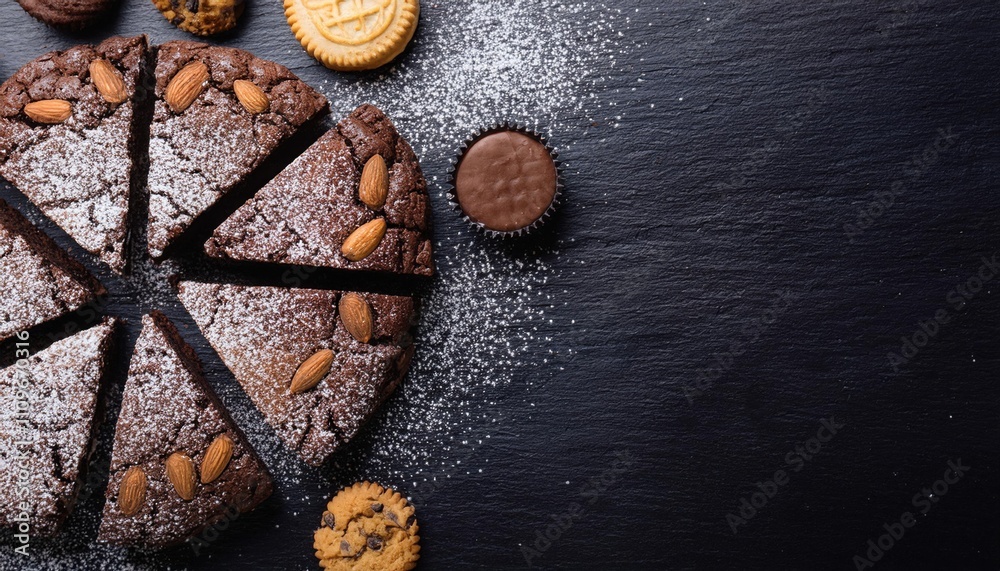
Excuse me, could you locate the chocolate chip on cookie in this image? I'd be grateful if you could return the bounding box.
[314,481,420,571]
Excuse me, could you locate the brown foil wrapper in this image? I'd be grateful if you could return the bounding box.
[447,123,563,238]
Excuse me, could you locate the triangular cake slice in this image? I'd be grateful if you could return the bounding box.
[147,41,329,259]
[204,104,434,276]
[0,199,104,342]
[98,312,273,548]
[0,318,117,537]
[0,36,149,273]
[177,281,415,466]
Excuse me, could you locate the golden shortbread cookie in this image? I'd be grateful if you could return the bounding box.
[284,0,419,71]
[314,481,420,571]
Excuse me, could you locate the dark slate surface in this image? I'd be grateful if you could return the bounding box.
[1,1,999,569]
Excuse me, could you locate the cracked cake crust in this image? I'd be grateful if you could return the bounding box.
[0,319,117,537]
[204,104,434,276]
[0,35,149,273]
[0,199,104,343]
[177,281,416,467]
[97,311,273,548]
[146,40,329,260]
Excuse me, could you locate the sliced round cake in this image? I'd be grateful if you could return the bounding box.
[0,39,434,552]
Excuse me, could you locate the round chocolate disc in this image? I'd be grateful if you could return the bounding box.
[454,130,558,233]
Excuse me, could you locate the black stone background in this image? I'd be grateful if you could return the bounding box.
[1,1,999,569]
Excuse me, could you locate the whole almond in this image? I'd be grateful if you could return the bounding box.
[90,59,128,104]
[341,218,386,262]
[165,61,209,113]
[118,466,147,516]
[233,79,268,114]
[290,349,334,394]
[200,434,234,484]
[166,452,196,501]
[358,155,389,210]
[339,293,373,343]
[24,99,72,124]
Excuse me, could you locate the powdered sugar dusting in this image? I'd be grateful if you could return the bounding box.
[0,36,148,274]
[146,41,328,259]
[293,0,627,487]
[341,246,564,487]
[146,96,258,259]
[0,205,97,340]
[11,118,131,271]
[318,1,633,149]
[0,320,115,536]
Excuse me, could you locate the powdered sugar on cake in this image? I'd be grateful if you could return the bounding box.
[145,41,328,259]
[177,282,415,467]
[146,94,260,259]
[0,36,147,273]
[14,119,131,268]
[0,320,115,536]
[98,313,272,548]
[0,202,102,341]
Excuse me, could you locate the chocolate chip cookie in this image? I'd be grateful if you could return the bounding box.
[151,0,244,36]
[314,482,420,571]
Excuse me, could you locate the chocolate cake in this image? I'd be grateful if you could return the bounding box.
[98,312,273,548]
[177,281,415,466]
[0,318,117,537]
[0,199,104,343]
[146,40,329,259]
[204,104,434,276]
[0,36,149,273]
